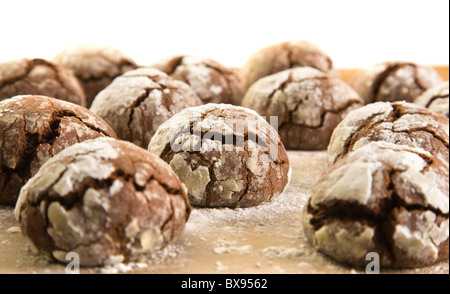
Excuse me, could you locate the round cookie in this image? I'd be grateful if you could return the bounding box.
[148,103,290,208]
[53,43,138,107]
[152,55,244,105]
[90,67,203,148]
[414,81,449,118]
[303,142,449,268]
[327,101,449,165]
[241,67,363,150]
[241,40,336,90]
[0,58,86,106]
[15,137,190,266]
[0,95,117,205]
[349,61,443,104]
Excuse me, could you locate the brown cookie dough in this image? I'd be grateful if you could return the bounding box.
[303,142,449,268]
[0,58,86,106]
[241,67,363,150]
[89,67,203,148]
[14,137,190,267]
[327,101,449,165]
[148,104,290,208]
[152,55,244,105]
[0,95,117,205]
[241,40,336,90]
[53,44,138,107]
[349,61,443,104]
[414,81,449,118]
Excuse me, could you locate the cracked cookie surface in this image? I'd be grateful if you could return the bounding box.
[414,81,449,118]
[14,137,190,266]
[241,40,336,91]
[53,44,138,107]
[327,101,449,165]
[148,104,290,208]
[304,142,449,268]
[152,55,243,105]
[0,58,86,106]
[0,95,117,205]
[242,67,363,150]
[349,62,443,104]
[90,68,203,148]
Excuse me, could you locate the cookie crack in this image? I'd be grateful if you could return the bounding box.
[335,105,449,163]
[165,56,185,76]
[279,99,361,131]
[0,59,34,89]
[127,88,153,129]
[424,94,450,108]
[371,63,416,102]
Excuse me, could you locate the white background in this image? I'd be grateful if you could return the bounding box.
[0,0,448,69]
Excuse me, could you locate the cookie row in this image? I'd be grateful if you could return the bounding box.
[1,42,447,152]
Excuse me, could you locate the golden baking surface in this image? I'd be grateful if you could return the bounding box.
[0,151,448,274]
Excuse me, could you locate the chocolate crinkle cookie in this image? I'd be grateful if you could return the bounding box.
[242,67,363,150]
[0,58,86,106]
[53,43,138,107]
[414,81,449,118]
[349,61,443,104]
[152,55,244,105]
[0,95,117,205]
[303,142,449,268]
[15,137,190,267]
[90,67,203,148]
[148,104,290,208]
[241,40,336,91]
[327,101,449,165]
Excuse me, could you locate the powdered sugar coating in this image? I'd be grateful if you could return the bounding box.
[90,68,203,148]
[152,55,244,105]
[349,62,443,104]
[15,137,190,266]
[0,58,86,106]
[148,104,290,208]
[242,67,363,150]
[53,43,138,106]
[0,95,117,205]
[327,101,449,165]
[241,40,336,90]
[304,142,449,267]
[414,81,449,118]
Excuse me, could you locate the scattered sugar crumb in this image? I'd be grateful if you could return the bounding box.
[297,262,313,269]
[261,246,306,259]
[6,226,21,234]
[215,261,228,272]
[212,244,253,255]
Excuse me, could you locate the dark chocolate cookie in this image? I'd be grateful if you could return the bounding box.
[15,137,190,266]
[0,58,86,106]
[152,55,244,105]
[304,142,449,268]
[241,40,336,90]
[242,67,363,150]
[328,101,449,165]
[349,61,443,104]
[0,95,117,205]
[90,67,203,148]
[53,44,138,107]
[148,103,290,208]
